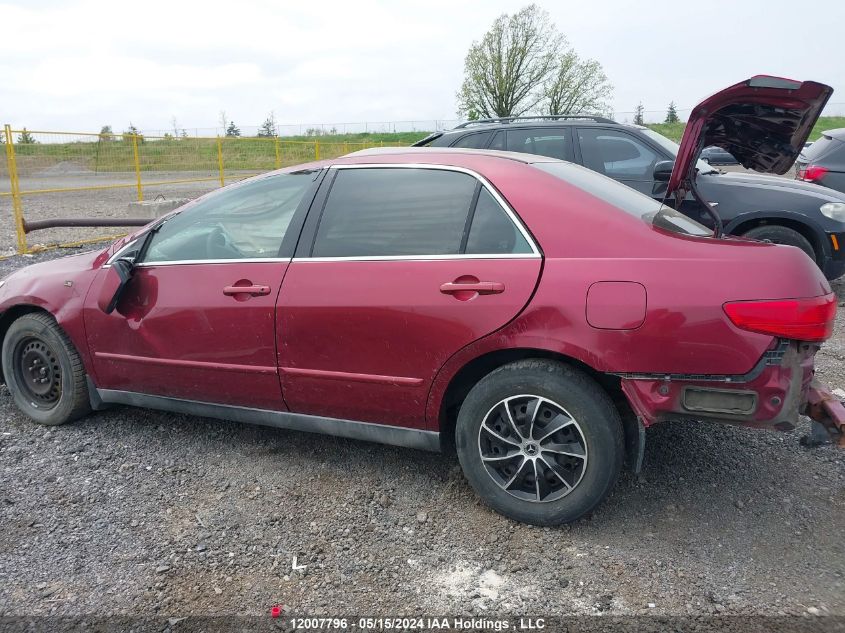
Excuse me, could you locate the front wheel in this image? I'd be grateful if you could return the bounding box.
[1,313,91,425]
[742,225,817,264]
[455,360,623,526]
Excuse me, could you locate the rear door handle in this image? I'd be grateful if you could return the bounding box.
[439,281,505,295]
[223,285,271,296]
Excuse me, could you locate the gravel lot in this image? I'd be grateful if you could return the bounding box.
[0,246,843,624]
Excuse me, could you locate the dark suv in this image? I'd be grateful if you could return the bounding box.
[416,116,845,279]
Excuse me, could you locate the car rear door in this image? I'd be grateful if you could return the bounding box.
[83,171,320,410]
[276,164,542,428]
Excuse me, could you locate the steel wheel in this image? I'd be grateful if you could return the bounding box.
[12,336,62,409]
[477,394,588,503]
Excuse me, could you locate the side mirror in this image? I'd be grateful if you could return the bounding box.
[653,160,675,182]
[97,257,135,314]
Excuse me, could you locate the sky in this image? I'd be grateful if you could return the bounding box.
[1,0,844,134]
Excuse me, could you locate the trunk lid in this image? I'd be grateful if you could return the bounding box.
[668,75,833,198]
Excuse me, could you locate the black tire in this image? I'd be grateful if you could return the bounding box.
[455,360,623,526]
[742,225,817,263]
[1,312,91,425]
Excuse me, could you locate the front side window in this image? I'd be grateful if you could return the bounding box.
[144,172,316,262]
[578,129,659,180]
[311,168,536,258]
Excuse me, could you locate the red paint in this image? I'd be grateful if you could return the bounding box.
[586,281,647,330]
[0,136,836,437]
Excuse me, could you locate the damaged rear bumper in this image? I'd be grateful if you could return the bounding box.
[618,340,843,442]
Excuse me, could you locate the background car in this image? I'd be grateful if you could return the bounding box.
[700,145,739,165]
[796,128,845,193]
[417,117,845,279]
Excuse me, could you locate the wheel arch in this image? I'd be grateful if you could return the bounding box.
[435,347,632,454]
[726,211,828,262]
[0,304,53,384]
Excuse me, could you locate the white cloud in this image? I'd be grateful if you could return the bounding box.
[1,0,843,132]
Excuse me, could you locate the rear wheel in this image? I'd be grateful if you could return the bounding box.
[455,360,623,526]
[742,225,817,263]
[1,313,91,425]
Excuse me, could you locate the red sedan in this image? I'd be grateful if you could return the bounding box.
[1,77,842,525]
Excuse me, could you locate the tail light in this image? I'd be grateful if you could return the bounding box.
[723,294,836,342]
[797,164,829,182]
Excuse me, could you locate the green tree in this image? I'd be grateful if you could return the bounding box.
[665,101,679,124]
[457,5,561,118]
[123,123,144,143]
[543,51,612,116]
[225,121,241,137]
[99,125,114,141]
[633,102,644,126]
[257,113,277,137]
[17,128,37,144]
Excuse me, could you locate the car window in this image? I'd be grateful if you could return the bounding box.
[534,161,711,237]
[578,129,659,180]
[488,131,506,150]
[465,187,533,254]
[144,172,315,263]
[312,168,477,257]
[506,129,573,161]
[450,131,493,149]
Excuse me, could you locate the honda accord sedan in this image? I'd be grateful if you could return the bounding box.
[1,77,843,525]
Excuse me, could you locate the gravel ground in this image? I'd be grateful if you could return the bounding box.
[0,169,249,255]
[0,247,843,623]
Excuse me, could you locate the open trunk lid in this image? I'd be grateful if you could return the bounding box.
[668,75,833,198]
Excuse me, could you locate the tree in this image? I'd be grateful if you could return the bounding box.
[257,112,277,137]
[219,110,228,135]
[543,51,612,116]
[225,121,241,137]
[457,4,562,118]
[633,102,644,126]
[665,101,679,124]
[170,116,180,137]
[99,125,114,141]
[17,128,37,144]
[123,123,144,143]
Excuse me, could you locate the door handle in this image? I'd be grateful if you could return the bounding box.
[223,284,271,296]
[439,281,505,295]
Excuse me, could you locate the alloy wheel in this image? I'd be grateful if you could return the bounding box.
[477,395,588,503]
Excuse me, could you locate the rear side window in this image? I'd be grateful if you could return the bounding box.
[506,129,573,161]
[313,168,476,257]
[450,132,493,149]
[465,188,533,254]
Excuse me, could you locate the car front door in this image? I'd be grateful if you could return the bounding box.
[575,127,662,197]
[83,170,320,410]
[277,165,543,428]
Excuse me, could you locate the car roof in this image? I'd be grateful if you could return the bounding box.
[342,146,557,164]
[822,128,845,141]
[439,119,646,135]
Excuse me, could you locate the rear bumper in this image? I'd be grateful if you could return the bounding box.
[620,340,818,430]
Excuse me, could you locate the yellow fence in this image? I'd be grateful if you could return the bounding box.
[0,126,395,255]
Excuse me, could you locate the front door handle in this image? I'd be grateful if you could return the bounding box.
[439,281,505,295]
[223,284,271,296]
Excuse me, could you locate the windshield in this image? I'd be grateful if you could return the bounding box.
[533,161,711,237]
[640,129,718,174]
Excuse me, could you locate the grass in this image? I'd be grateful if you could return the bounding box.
[646,116,845,143]
[5,116,844,177]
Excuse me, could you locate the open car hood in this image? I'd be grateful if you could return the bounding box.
[668,75,833,197]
